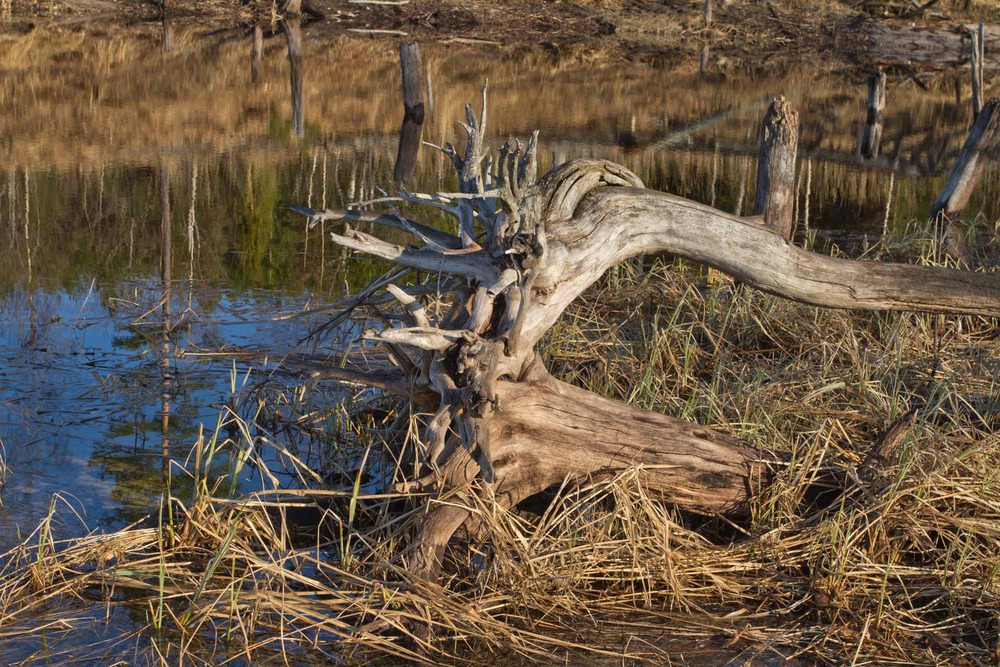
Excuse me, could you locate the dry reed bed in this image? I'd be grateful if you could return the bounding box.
[2,223,1000,664]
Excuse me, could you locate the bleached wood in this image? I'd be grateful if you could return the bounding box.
[329,229,496,283]
[251,24,263,84]
[303,94,1000,585]
[370,327,468,352]
[386,284,430,328]
[754,96,798,240]
[292,206,461,250]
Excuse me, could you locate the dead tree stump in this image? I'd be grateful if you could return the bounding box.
[283,19,304,139]
[251,24,263,84]
[861,70,886,160]
[971,23,985,121]
[393,43,425,184]
[754,96,799,241]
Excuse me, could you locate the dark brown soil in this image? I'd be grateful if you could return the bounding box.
[5,0,1000,72]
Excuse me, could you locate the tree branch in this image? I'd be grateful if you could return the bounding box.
[330,229,496,283]
[291,206,462,250]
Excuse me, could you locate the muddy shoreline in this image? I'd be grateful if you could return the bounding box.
[6,0,1000,73]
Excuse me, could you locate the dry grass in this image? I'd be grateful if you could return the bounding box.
[2,218,1000,664]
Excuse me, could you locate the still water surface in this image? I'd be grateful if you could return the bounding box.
[0,15,998,661]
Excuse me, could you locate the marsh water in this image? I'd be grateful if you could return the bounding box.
[1,14,999,664]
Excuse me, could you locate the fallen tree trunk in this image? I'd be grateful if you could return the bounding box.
[850,17,999,69]
[294,89,1000,583]
[930,96,999,263]
[409,366,773,578]
[931,97,1000,219]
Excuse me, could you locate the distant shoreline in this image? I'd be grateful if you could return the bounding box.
[5,0,999,71]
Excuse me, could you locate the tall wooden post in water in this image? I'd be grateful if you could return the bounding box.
[971,24,985,121]
[283,18,304,138]
[251,24,263,84]
[394,43,425,184]
[861,69,886,160]
[754,96,799,241]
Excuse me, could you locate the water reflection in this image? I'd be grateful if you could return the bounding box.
[860,70,886,160]
[251,23,263,84]
[284,18,304,139]
[161,13,174,54]
[394,42,425,184]
[159,163,173,489]
[1,19,1000,554]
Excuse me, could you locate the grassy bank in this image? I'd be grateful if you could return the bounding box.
[2,219,1000,665]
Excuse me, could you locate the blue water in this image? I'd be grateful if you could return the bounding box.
[0,277,340,551]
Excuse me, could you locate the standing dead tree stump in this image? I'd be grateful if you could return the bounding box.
[861,69,886,160]
[294,85,1000,584]
[283,18,304,139]
[250,24,263,84]
[754,96,798,241]
[971,23,985,121]
[393,43,425,184]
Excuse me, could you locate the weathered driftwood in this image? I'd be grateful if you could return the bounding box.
[931,97,999,220]
[394,43,425,184]
[754,96,798,240]
[861,70,886,161]
[295,90,1000,582]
